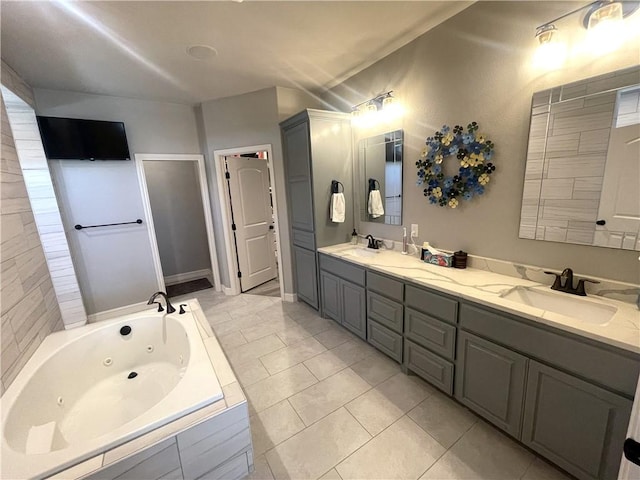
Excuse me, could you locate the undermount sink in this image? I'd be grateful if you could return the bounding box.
[343,247,380,258]
[500,287,617,325]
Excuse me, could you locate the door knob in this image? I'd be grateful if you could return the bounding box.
[624,438,640,466]
[596,220,606,226]
[269,225,274,230]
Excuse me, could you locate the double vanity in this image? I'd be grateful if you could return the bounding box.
[316,244,639,480]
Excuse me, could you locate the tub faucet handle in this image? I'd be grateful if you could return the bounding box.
[179,304,187,315]
[152,301,164,313]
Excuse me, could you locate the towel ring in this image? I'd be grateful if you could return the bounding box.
[368,178,380,192]
[331,180,344,194]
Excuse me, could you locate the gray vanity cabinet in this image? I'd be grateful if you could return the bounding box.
[366,271,404,362]
[281,109,352,310]
[455,330,528,438]
[522,361,632,480]
[403,284,458,394]
[318,254,366,339]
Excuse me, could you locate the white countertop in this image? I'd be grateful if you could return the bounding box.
[318,244,640,355]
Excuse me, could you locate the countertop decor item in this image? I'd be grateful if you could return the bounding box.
[416,122,496,208]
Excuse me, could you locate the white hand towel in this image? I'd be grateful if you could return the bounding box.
[368,190,384,218]
[330,193,345,223]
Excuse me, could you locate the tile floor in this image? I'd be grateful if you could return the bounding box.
[176,289,573,480]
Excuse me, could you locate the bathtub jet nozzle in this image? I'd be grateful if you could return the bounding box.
[147,291,176,314]
[128,372,138,379]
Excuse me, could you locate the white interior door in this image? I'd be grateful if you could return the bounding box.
[595,90,640,250]
[226,156,277,292]
[619,375,640,479]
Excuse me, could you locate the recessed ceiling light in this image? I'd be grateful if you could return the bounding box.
[187,45,218,60]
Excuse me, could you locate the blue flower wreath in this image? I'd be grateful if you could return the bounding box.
[416,122,496,208]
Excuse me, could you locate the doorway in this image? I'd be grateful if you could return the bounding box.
[135,154,221,297]
[213,145,284,298]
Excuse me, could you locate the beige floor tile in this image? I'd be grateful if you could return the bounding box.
[521,458,572,480]
[217,330,247,349]
[375,372,435,413]
[265,408,371,480]
[247,454,275,480]
[345,388,404,436]
[314,326,356,349]
[289,368,371,425]
[349,352,400,386]
[294,315,335,336]
[337,416,446,480]
[250,400,306,456]
[303,349,349,380]
[228,298,277,319]
[276,324,318,346]
[233,358,271,387]
[226,334,286,367]
[420,421,534,480]
[203,309,234,326]
[407,391,477,449]
[318,468,343,480]
[245,363,318,413]
[213,313,266,336]
[260,337,327,375]
[242,317,298,343]
[331,339,377,365]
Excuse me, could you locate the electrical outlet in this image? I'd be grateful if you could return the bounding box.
[411,224,419,237]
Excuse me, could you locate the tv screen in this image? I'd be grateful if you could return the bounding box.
[36,116,131,161]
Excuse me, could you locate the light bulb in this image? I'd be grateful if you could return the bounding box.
[533,25,567,70]
[586,2,625,55]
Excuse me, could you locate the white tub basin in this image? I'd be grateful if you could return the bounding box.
[343,247,380,258]
[500,287,617,325]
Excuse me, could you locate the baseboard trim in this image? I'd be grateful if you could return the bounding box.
[88,301,150,323]
[164,269,212,286]
[223,286,235,296]
[283,293,297,303]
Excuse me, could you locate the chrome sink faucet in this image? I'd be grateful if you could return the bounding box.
[544,268,599,296]
[147,291,176,313]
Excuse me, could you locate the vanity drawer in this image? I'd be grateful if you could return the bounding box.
[405,339,454,395]
[367,291,403,333]
[405,307,456,360]
[368,319,403,363]
[292,229,316,250]
[459,302,640,397]
[319,254,365,286]
[367,271,404,302]
[405,285,458,325]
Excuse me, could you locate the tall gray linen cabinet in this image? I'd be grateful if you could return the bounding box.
[281,109,353,309]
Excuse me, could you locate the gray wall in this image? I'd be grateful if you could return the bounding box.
[198,86,322,293]
[34,88,203,313]
[143,160,210,278]
[324,1,640,283]
[1,93,63,393]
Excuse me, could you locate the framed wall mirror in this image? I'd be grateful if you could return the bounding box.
[359,129,403,225]
[519,65,640,251]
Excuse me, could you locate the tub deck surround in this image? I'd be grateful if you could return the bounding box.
[318,244,640,354]
[1,299,254,480]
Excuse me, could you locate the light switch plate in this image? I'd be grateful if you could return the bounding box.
[411,224,419,237]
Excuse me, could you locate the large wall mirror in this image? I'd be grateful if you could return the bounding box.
[519,65,640,251]
[359,129,403,225]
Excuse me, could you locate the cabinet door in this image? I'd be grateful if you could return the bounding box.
[293,246,318,309]
[320,270,341,323]
[522,361,632,480]
[455,331,527,438]
[283,121,314,232]
[341,280,366,339]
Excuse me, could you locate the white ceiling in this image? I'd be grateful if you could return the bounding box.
[1,1,473,105]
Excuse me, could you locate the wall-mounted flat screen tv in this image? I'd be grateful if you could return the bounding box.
[36,116,131,161]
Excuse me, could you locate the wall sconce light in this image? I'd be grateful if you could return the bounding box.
[533,0,638,68]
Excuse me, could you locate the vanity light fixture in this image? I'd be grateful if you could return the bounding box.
[533,0,639,67]
[350,90,400,120]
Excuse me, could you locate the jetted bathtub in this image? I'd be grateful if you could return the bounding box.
[1,301,222,479]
